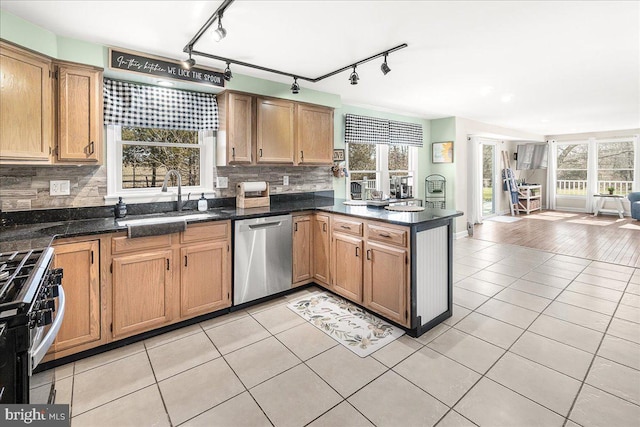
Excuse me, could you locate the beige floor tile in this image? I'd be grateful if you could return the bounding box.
[542,258,588,272]
[307,345,387,398]
[570,384,640,427]
[585,356,640,405]
[181,392,271,427]
[144,323,203,349]
[573,273,628,291]
[224,336,300,389]
[485,262,530,278]
[72,385,169,427]
[528,314,604,353]
[497,256,543,270]
[442,304,472,326]
[452,287,490,310]
[566,281,623,302]
[394,346,481,406]
[455,277,505,297]
[467,250,506,263]
[455,256,494,269]
[147,332,221,381]
[621,293,640,308]
[371,334,423,367]
[245,297,288,314]
[454,312,524,349]
[436,410,476,427]
[510,331,593,380]
[494,288,552,312]
[615,304,640,324]
[508,279,563,299]
[556,290,618,315]
[250,364,342,427]
[74,342,146,374]
[475,298,539,329]
[56,363,75,380]
[583,266,633,282]
[588,261,636,274]
[550,254,591,267]
[307,401,374,427]
[453,263,483,277]
[348,371,448,427]
[469,269,517,286]
[453,271,468,283]
[598,334,640,370]
[199,309,248,330]
[55,376,73,405]
[626,284,640,296]
[251,304,307,334]
[158,358,245,425]
[533,264,581,280]
[521,271,572,289]
[427,328,505,374]
[411,323,450,346]
[607,317,640,344]
[544,301,611,332]
[204,315,270,354]
[631,270,640,284]
[487,352,582,416]
[72,351,155,416]
[275,321,338,361]
[455,378,565,427]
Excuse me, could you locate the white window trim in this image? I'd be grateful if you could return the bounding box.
[105,125,215,204]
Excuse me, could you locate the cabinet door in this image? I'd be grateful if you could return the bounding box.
[0,42,52,162]
[292,215,312,284]
[181,242,230,318]
[296,104,333,164]
[363,241,408,325]
[227,92,253,163]
[112,250,172,339]
[331,233,363,302]
[256,98,294,163]
[313,214,330,285]
[57,65,102,163]
[52,240,101,352]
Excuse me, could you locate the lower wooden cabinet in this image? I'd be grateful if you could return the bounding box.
[312,214,330,285]
[180,241,230,318]
[292,215,313,284]
[111,250,173,339]
[331,232,363,302]
[51,240,101,353]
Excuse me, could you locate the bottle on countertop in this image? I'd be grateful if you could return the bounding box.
[198,193,207,212]
[115,197,127,218]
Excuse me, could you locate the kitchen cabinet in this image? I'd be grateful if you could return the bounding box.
[331,232,363,302]
[181,241,230,317]
[296,104,334,164]
[312,213,330,285]
[51,239,102,353]
[256,97,295,164]
[292,215,313,285]
[217,91,253,164]
[0,41,53,163]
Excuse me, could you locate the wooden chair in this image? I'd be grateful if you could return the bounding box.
[351,182,362,200]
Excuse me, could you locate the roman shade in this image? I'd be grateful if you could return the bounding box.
[344,114,423,147]
[103,78,219,131]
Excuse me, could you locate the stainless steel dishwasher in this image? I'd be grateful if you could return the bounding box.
[234,214,293,305]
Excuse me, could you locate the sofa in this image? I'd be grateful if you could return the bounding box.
[630,192,640,220]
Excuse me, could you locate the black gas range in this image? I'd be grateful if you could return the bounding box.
[0,248,65,404]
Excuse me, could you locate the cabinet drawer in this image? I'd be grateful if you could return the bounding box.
[332,217,363,236]
[111,234,172,255]
[181,221,229,244]
[366,223,408,247]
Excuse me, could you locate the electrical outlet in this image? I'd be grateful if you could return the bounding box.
[283,175,289,186]
[216,176,229,189]
[50,180,70,196]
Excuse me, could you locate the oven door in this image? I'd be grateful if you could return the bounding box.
[29,284,66,372]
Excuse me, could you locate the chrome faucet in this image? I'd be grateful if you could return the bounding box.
[161,170,188,211]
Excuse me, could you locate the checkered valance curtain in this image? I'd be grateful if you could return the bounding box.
[344,114,422,147]
[103,79,219,131]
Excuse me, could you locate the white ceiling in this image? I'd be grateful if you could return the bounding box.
[2,1,639,136]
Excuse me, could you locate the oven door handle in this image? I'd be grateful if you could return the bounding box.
[30,285,66,371]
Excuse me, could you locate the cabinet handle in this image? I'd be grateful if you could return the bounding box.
[184,255,188,267]
[355,247,360,257]
[294,223,298,232]
[90,251,94,264]
[232,147,235,158]
[259,148,263,157]
[322,223,327,232]
[166,259,170,271]
[367,249,371,260]
[379,233,391,238]
[300,150,304,160]
[340,225,351,230]
[88,141,95,155]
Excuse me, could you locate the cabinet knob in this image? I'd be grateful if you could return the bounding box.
[88,141,95,155]
[300,151,304,160]
[259,148,263,157]
[232,147,235,158]
[366,249,371,260]
[355,247,360,257]
[322,223,327,232]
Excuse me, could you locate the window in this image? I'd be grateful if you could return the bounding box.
[556,143,588,196]
[347,143,416,197]
[597,140,634,195]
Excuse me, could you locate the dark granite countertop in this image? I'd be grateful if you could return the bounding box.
[0,195,462,251]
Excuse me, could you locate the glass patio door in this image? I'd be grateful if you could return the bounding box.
[482,143,496,216]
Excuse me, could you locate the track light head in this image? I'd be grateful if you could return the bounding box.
[213,15,227,42]
[223,62,233,81]
[349,66,359,85]
[381,53,391,75]
[291,77,300,94]
[182,51,196,70]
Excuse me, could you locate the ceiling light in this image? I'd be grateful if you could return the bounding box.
[213,14,227,42]
[157,80,174,87]
[182,50,196,69]
[290,77,300,94]
[380,53,391,75]
[223,62,233,81]
[349,66,359,85]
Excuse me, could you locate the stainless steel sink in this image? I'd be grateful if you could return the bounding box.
[117,212,216,227]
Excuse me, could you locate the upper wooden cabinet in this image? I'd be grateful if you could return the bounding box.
[0,41,103,165]
[0,41,53,162]
[257,97,295,164]
[217,91,253,164]
[296,104,334,164]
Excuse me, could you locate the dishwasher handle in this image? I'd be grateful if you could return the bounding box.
[248,221,283,230]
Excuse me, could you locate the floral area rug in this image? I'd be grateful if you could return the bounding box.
[287,292,405,357]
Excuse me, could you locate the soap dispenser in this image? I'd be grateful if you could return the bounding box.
[115,197,127,218]
[198,193,207,212]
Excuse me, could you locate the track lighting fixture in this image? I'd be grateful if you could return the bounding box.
[290,77,300,94]
[349,66,359,85]
[380,53,391,75]
[223,62,233,81]
[213,14,227,42]
[182,50,196,70]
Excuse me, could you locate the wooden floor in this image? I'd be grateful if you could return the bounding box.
[472,211,640,268]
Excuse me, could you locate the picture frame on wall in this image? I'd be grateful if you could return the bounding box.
[333,149,345,161]
[432,141,454,163]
